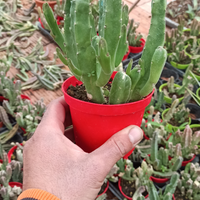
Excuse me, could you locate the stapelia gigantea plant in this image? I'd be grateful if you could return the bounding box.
[177,163,200,199]
[132,173,179,200]
[127,19,143,47]
[117,159,153,194]
[0,143,22,200]
[168,125,200,160]
[43,0,167,104]
[145,132,183,178]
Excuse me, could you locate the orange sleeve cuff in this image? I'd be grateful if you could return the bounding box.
[17,189,60,200]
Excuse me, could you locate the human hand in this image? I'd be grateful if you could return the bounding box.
[22,96,143,200]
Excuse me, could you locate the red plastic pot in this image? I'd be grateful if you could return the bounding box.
[129,38,145,54]
[35,0,62,10]
[0,95,30,103]
[166,133,172,141]
[169,155,196,167]
[8,143,23,163]
[39,16,63,28]
[150,176,169,184]
[143,130,150,140]
[142,119,163,141]
[57,16,64,25]
[182,155,196,166]
[122,48,130,61]
[39,18,45,29]
[0,96,7,102]
[96,181,109,198]
[62,72,153,153]
[118,178,148,199]
[9,182,22,189]
[20,95,31,101]
[144,155,169,183]
[21,127,26,135]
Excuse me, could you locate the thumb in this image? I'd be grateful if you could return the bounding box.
[90,125,143,177]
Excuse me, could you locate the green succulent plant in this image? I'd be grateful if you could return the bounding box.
[127,19,143,47]
[177,163,200,199]
[43,0,167,104]
[144,131,183,178]
[168,125,200,160]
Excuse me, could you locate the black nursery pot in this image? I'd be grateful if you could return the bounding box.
[127,52,142,60]
[0,114,16,134]
[186,104,200,124]
[123,58,140,71]
[160,68,179,83]
[164,62,184,78]
[156,80,163,90]
[122,52,142,70]
[108,181,125,200]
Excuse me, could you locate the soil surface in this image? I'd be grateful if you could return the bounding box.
[166,0,200,27]
[189,97,198,105]
[67,77,136,104]
[168,117,190,127]
[98,182,107,195]
[192,127,200,132]
[178,58,191,65]
[174,188,189,200]
[67,81,111,104]
[193,68,200,76]
[162,86,184,99]
[120,179,148,198]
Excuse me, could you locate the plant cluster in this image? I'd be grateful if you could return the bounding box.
[168,41,191,64]
[144,132,183,178]
[176,163,200,199]
[0,143,23,200]
[117,159,153,194]
[43,0,167,104]
[168,125,200,160]
[3,97,46,137]
[127,19,143,47]
[166,0,200,25]
[163,99,191,129]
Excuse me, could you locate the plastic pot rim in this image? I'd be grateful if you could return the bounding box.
[190,124,200,129]
[170,61,191,70]
[8,143,23,163]
[169,155,196,167]
[196,88,200,99]
[9,182,22,189]
[150,175,169,184]
[35,0,62,4]
[129,38,145,54]
[96,181,109,198]
[0,94,31,103]
[62,74,154,116]
[162,108,191,130]
[159,83,184,104]
[118,178,148,200]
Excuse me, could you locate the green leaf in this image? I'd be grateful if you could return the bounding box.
[195,16,200,21]
[193,0,198,10]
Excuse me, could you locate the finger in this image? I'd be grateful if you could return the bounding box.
[90,125,143,178]
[36,96,72,134]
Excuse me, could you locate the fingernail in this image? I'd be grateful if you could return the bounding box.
[128,126,143,146]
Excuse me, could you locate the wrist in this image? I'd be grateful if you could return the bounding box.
[18,189,60,200]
